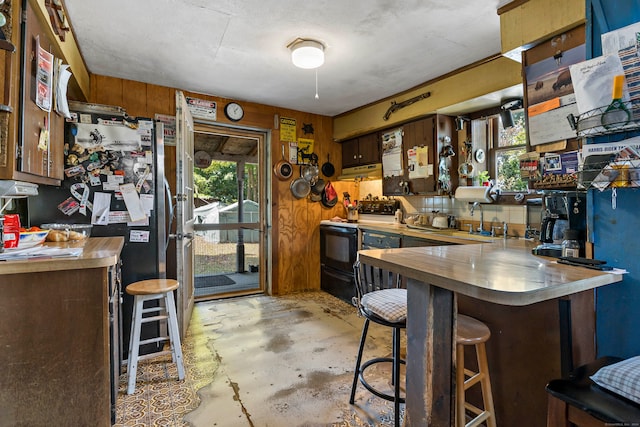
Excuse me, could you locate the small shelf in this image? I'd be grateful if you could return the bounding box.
[578,157,640,190]
[568,101,640,138]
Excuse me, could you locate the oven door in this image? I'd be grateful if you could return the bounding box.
[320,224,358,273]
[321,266,356,304]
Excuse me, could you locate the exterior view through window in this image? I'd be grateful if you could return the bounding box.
[495,109,527,192]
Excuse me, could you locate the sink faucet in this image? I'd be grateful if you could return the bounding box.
[470,202,484,233]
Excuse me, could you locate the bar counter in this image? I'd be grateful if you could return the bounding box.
[357,238,623,426]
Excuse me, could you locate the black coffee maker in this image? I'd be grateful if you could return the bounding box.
[533,191,587,257]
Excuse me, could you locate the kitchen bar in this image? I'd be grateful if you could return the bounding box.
[358,240,623,426]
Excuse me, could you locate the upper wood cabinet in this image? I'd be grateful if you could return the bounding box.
[382,115,457,196]
[0,0,65,185]
[341,133,381,168]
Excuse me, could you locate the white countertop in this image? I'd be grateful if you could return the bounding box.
[357,240,624,306]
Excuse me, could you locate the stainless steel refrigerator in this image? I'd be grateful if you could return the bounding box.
[28,104,169,362]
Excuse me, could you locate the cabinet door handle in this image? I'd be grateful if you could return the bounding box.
[358,154,362,159]
[353,155,357,159]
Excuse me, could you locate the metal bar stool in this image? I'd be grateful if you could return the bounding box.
[456,314,497,427]
[350,259,406,427]
[126,279,185,395]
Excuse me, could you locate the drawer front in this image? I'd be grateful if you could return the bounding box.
[361,230,401,249]
[401,236,453,247]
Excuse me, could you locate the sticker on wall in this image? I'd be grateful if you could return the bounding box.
[280,117,297,142]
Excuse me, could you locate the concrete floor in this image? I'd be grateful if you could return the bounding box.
[184,291,405,426]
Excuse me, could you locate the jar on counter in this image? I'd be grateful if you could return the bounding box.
[561,229,581,258]
[394,209,403,224]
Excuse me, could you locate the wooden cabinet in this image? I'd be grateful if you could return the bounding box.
[382,115,457,196]
[401,235,454,247]
[360,229,401,249]
[0,0,66,185]
[0,237,123,427]
[341,132,381,168]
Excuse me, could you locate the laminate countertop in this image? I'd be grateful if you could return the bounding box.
[0,237,125,275]
[358,238,623,306]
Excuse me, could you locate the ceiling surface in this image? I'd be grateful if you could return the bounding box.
[63,0,512,118]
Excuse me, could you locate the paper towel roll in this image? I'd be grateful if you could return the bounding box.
[454,186,494,203]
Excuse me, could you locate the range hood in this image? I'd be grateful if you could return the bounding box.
[338,163,382,181]
[0,180,39,198]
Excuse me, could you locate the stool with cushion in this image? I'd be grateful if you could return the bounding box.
[456,314,497,427]
[350,259,406,427]
[546,356,640,426]
[126,278,185,395]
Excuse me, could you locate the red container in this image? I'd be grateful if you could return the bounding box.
[3,214,20,249]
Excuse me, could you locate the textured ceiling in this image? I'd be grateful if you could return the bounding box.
[63,0,508,117]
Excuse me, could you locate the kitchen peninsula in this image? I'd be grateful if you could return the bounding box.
[0,237,124,427]
[358,238,623,426]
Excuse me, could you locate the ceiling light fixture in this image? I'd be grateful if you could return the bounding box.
[288,38,325,69]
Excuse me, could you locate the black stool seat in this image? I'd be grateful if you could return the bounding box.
[546,356,640,424]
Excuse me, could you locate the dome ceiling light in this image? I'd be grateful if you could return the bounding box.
[288,38,325,69]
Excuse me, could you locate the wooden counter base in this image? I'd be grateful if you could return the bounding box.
[0,237,124,427]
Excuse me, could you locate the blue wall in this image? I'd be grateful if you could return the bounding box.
[587,0,640,357]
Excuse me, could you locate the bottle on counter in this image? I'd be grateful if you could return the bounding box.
[561,229,581,258]
[395,209,403,224]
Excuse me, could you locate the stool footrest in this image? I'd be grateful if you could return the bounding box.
[139,336,169,346]
[141,306,166,314]
[465,409,490,427]
[140,314,169,324]
[134,349,174,363]
[358,357,406,403]
[464,370,484,390]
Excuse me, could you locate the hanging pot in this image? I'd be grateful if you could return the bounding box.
[301,162,319,184]
[309,192,322,202]
[274,144,293,181]
[321,154,335,177]
[311,178,325,195]
[321,181,338,208]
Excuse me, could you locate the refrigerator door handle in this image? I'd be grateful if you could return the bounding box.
[164,177,175,251]
[168,232,194,241]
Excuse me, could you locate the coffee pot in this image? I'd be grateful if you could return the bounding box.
[540,214,570,244]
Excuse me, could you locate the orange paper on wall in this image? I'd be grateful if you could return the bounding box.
[528,97,561,117]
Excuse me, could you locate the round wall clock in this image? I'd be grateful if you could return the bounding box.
[194,150,212,168]
[224,102,244,122]
[474,148,486,164]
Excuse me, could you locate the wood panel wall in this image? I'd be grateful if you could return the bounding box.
[89,75,356,295]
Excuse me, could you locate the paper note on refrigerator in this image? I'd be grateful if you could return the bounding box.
[118,183,146,222]
[91,192,111,225]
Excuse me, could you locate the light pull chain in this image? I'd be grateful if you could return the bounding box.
[315,69,319,100]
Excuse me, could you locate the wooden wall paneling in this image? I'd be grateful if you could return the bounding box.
[90,75,124,108]
[90,75,339,296]
[122,79,147,118]
[147,85,175,116]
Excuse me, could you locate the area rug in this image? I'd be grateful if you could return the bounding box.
[194,274,236,288]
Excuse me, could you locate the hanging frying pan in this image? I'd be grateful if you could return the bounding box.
[290,177,311,199]
[274,144,293,180]
[290,168,311,199]
[321,154,335,177]
[311,178,325,195]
